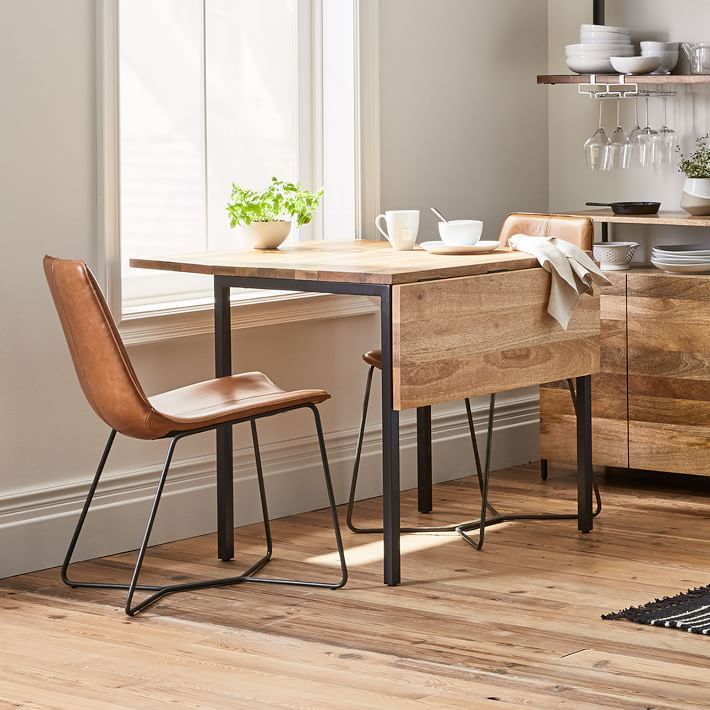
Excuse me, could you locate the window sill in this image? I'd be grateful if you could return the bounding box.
[119,290,378,346]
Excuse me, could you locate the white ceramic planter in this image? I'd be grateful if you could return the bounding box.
[681,177,710,216]
[249,220,291,249]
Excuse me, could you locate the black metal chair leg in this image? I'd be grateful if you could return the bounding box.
[346,366,375,533]
[251,420,273,558]
[311,404,348,587]
[346,365,603,551]
[240,404,348,590]
[347,371,498,533]
[458,394,496,550]
[61,404,347,616]
[540,459,548,481]
[457,382,602,550]
[123,433,274,615]
[61,429,122,588]
[125,435,180,615]
[464,397,501,518]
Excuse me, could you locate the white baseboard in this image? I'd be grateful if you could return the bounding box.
[0,394,540,579]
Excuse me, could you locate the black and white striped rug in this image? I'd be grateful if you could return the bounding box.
[603,585,710,635]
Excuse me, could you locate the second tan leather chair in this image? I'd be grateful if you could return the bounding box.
[499,212,593,480]
[44,255,347,615]
[347,213,599,545]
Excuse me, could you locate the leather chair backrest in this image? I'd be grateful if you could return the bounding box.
[43,255,156,438]
[498,213,593,251]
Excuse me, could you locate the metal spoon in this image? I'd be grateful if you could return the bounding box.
[430,207,448,223]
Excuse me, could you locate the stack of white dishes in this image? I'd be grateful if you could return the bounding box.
[652,244,710,274]
[641,41,680,74]
[567,24,634,73]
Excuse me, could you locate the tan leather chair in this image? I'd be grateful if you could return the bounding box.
[348,213,598,545]
[44,255,347,615]
[500,212,593,481]
[498,212,593,251]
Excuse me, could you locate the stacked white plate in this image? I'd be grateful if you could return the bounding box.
[567,24,634,74]
[652,244,710,274]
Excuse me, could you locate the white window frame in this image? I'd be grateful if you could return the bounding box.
[97,0,380,345]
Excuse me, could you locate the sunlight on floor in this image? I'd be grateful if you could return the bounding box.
[307,523,515,567]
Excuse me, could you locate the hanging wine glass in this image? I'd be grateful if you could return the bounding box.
[634,93,659,168]
[656,87,677,165]
[608,98,632,169]
[584,100,611,171]
[628,97,643,167]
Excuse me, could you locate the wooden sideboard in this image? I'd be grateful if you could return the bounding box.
[541,268,710,475]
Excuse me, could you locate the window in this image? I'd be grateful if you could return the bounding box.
[110,0,360,317]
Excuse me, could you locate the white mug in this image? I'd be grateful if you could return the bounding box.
[375,210,419,251]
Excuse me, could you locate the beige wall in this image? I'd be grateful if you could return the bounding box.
[548,0,710,259]
[380,0,549,240]
[0,0,547,578]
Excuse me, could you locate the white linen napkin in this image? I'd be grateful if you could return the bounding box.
[508,235,610,331]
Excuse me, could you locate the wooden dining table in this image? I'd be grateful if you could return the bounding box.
[131,239,600,586]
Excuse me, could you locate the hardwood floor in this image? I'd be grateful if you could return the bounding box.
[3,464,710,709]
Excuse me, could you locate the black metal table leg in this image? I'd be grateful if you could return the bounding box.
[416,406,433,513]
[601,222,609,243]
[593,0,605,26]
[214,278,234,561]
[575,374,594,533]
[380,287,400,585]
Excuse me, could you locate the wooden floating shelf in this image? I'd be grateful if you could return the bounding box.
[560,209,710,228]
[538,74,710,85]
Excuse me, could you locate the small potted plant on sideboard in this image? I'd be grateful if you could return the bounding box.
[226,177,324,249]
[679,135,710,216]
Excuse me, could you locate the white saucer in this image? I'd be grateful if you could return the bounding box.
[420,240,500,255]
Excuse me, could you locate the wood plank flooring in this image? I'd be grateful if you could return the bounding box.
[2,464,710,709]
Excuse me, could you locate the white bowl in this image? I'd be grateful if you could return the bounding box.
[567,57,614,73]
[640,41,679,51]
[581,30,633,44]
[568,52,634,62]
[249,220,291,249]
[581,24,631,35]
[641,49,679,74]
[610,55,662,75]
[566,43,633,54]
[438,219,483,247]
[593,242,639,271]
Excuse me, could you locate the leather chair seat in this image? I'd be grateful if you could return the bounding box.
[362,350,382,369]
[149,372,329,434]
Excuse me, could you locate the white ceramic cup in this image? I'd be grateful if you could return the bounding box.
[375,210,419,250]
[438,219,483,246]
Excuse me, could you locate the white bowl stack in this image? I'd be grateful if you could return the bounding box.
[641,41,679,74]
[566,24,634,74]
